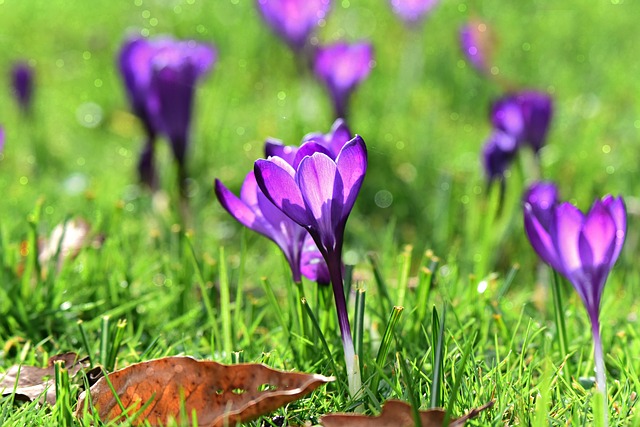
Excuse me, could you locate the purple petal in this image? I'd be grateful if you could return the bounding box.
[579,200,617,267]
[523,204,563,273]
[602,195,626,266]
[335,135,367,219]
[518,91,553,152]
[491,95,526,139]
[389,0,439,24]
[292,141,334,168]
[297,153,343,249]
[459,20,493,72]
[481,131,517,181]
[554,202,585,274]
[254,157,310,226]
[215,177,267,235]
[300,234,330,285]
[523,182,558,230]
[256,0,331,51]
[302,118,353,158]
[264,138,298,165]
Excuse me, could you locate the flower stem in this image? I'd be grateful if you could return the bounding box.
[590,312,608,427]
[326,251,361,398]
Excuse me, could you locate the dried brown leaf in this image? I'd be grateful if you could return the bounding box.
[320,399,494,427]
[0,352,86,405]
[76,356,333,426]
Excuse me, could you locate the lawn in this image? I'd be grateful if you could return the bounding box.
[0,0,639,425]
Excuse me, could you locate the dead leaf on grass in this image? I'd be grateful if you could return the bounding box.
[320,399,494,427]
[0,352,87,405]
[76,356,333,426]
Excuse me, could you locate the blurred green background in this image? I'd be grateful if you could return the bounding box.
[0,0,638,286]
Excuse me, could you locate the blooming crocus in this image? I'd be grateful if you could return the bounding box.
[491,91,553,154]
[389,0,439,26]
[255,135,367,396]
[459,19,494,73]
[256,0,331,52]
[523,182,626,424]
[118,36,216,195]
[313,42,374,119]
[11,62,34,114]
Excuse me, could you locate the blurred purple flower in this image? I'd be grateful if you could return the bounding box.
[523,181,626,397]
[481,130,517,181]
[313,42,374,119]
[459,19,494,73]
[11,62,34,114]
[0,127,4,152]
[492,91,553,154]
[255,135,367,395]
[301,235,330,285]
[256,0,331,52]
[118,36,215,194]
[389,0,439,25]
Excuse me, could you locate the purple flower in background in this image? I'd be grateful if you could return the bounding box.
[459,19,494,73]
[313,42,374,119]
[481,130,518,182]
[389,0,439,25]
[11,62,34,114]
[492,91,553,154]
[118,36,216,195]
[255,135,367,396]
[256,0,331,52]
[523,182,626,411]
[301,235,330,285]
[0,127,4,152]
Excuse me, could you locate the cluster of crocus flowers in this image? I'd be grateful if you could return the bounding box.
[217,119,366,396]
[11,62,35,115]
[482,91,553,181]
[255,0,331,53]
[389,0,439,26]
[118,36,216,196]
[215,119,351,286]
[523,182,626,424]
[313,42,374,119]
[255,133,367,397]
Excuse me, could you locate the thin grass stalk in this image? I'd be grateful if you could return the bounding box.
[301,297,341,389]
[77,320,94,368]
[219,247,233,359]
[99,316,110,369]
[367,253,392,315]
[354,287,365,371]
[396,351,421,427]
[430,306,445,409]
[371,306,404,395]
[396,245,412,308]
[443,331,477,426]
[551,270,571,381]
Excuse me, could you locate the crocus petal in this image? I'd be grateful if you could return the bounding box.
[255,157,310,226]
[300,235,330,285]
[554,202,585,274]
[491,95,526,139]
[335,135,367,218]
[390,0,439,24]
[297,153,343,249]
[602,195,626,266]
[579,201,617,268]
[293,141,334,168]
[518,91,553,152]
[215,178,267,235]
[264,138,298,165]
[523,204,562,273]
[481,131,517,181]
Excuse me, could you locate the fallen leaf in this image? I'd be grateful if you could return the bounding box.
[76,356,334,426]
[0,352,86,405]
[320,399,494,427]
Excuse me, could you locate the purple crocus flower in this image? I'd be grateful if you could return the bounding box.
[11,62,34,114]
[459,19,493,73]
[255,135,367,396]
[492,91,553,154]
[313,42,374,119]
[523,182,626,416]
[301,235,330,286]
[481,130,518,182]
[0,127,4,152]
[389,0,439,25]
[256,0,331,52]
[118,36,215,195]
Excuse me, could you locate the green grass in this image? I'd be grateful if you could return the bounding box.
[0,0,639,425]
